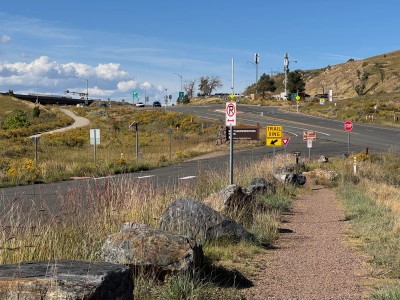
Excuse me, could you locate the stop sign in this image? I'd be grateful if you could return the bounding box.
[344,120,353,131]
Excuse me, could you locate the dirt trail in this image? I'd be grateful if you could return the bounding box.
[30,109,90,138]
[241,186,371,300]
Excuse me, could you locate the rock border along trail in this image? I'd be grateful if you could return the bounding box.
[241,186,371,300]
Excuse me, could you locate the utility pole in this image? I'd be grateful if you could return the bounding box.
[254,53,259,95]
[284,53,289,100]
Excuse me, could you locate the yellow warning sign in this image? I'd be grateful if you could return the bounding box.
[266,138,282,146]
[266,125,282,138]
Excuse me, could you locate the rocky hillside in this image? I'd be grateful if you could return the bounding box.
[303,50,400,98]
[250,50,400,99]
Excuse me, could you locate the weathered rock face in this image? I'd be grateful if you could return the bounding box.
[0,260,133,300]
[159,197,253,243]
[99,222,203,278]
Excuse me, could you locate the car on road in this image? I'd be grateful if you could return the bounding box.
[136,102,145,107]
[153,101,161,107]
[314,93,328,99]
[99,103,107,107]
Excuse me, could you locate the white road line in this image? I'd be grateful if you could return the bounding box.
[137,175,155,179]
[179,176,196,180]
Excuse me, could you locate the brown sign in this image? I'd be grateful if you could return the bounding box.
[226,125,260,141]
[303,131,316,141]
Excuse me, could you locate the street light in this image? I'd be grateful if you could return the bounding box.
[174,73,182,104]
[247,53,259,95]
[247,61,257,93]
[80,78,89,105]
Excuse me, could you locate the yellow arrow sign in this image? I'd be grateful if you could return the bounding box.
[266,138,282,146]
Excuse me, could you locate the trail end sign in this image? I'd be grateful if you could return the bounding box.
[225,102,237,126]
[266,125,282,147]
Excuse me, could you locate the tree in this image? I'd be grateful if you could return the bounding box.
[181,95,190,104]
[198,76,209,95]
[208,76,223,95]
[354,69,370,96]
[32,106,40,118]
[257,73,276,98]
[183,79,196,98]
[198,76,223,96]
[287,70,305,98]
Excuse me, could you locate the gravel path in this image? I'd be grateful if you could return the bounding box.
[241,186,371,300]
[30,108,90,138]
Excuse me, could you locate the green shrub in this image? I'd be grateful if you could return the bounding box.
[3,110,30,129]
[32,106,40,118]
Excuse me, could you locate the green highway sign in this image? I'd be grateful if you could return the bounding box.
[133,91,138,98]
[179,92,184,98]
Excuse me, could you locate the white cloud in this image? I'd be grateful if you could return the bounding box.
[95,63,130,80]
[117,80,138,92]
[0,35,11,43]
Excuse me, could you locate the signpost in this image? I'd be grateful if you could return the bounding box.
[266,125,282,146]
[226,102,237,126]
[282,137,290,171]
[303,131,316,159]
[344,120,353,154]
[296,95,300,113]
[303,131,316,141]
[293,150,301,173]
[90,129,101,163]
[266,125,283,173]
[226,126,260,141]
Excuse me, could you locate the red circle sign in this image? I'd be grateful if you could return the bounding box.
[344,120,353,131]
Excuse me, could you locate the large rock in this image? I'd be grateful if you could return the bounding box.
[219,184,249,208]
[273,173,307,186]
[99,222,203,279]
[244,177,276,197]
[159,197,253,243]
[0,260,133,300]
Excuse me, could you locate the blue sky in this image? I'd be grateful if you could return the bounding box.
[0,0,399,104]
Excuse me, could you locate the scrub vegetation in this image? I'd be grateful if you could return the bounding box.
[2,94,400,298]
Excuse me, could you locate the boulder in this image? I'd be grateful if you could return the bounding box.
[219,184,249,208]
[318,155,329,163]
[99,222,203,279]
[159,197,253,243]
[273,173,307,186]
[206,219,253,242]
[244,177,276,197]
[0,260,133,300]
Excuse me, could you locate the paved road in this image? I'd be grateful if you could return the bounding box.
[1,104,399,216]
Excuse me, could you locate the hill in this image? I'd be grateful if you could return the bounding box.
[244,50,400,99]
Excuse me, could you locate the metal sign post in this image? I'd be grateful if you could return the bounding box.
[90,129,101,163]
[266,125,283,174]
[282,137,290,172]
[344,121,353,154]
